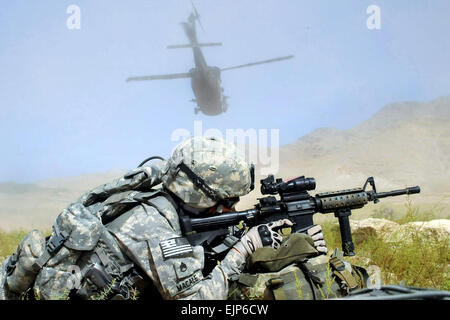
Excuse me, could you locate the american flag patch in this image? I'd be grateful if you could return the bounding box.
[159,237,193,260]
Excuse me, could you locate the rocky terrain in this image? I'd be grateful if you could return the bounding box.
[350,218,450,244]
[238,95,450,219]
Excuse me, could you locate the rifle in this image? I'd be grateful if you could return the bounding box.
[179,175,420,263]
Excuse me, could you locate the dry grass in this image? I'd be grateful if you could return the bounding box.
[0,229,29,263]
[322,201,450,291]
[0,201,448,294]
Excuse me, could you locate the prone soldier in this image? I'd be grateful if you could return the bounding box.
[0,136,329,300]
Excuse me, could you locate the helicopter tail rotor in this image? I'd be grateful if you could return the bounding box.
[190,0,204,32]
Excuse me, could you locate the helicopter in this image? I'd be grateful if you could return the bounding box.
[126,9,294,116]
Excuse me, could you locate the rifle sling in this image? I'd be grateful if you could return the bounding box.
[329,257,359,292]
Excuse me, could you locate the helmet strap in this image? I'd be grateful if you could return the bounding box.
[177,162,221,202]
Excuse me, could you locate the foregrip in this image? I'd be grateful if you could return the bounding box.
[335,210,355,256]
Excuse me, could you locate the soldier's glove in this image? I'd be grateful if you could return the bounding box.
[307,225,328,254]
[233,219,293,259]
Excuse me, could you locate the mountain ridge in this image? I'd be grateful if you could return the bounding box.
[1,96,449,230]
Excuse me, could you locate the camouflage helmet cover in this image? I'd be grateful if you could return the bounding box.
[162,136,253,208]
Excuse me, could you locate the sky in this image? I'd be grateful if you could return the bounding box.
[0,0,449,183]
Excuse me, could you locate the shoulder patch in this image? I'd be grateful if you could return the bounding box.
[159,237,193,260]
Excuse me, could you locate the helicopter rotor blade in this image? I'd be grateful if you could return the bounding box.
[167,42,222,49]
[221,55,294,72]
[126,72,191,81]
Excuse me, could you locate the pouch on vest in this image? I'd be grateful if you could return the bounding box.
[266,264,332,300]
[328,249,369,294]
[81,163,165,207]
[231,234,369,300]
[230,262,336,300]
[99,189,167,224]
[264,252,369,300]
[4,230,46,296]
[100,190,147,223]
[245,233,319,273]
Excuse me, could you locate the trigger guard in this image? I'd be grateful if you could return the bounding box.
[272,223,294,235]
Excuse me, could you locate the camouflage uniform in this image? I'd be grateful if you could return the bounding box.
[0,136,252,300]
[104,193,246,299]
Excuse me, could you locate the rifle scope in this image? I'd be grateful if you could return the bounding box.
[261,175,316,195]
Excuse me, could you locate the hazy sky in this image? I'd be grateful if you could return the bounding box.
[1,1,449,183]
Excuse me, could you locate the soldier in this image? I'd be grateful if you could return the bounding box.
[0,136,328,300]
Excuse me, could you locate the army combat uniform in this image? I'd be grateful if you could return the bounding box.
[0,164,248,300]
[0,136,255,300]
[105,192,246,299]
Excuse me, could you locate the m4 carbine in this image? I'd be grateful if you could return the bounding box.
[179,175,420,260]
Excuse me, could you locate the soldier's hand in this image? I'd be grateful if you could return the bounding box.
[307,225,328,254]
[233,219,293,259]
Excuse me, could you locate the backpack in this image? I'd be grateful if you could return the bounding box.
[1,163,166,300]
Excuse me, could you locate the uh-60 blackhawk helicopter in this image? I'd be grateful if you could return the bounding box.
[126,9,294,116]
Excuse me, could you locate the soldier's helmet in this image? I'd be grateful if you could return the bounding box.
[162,136,254,209]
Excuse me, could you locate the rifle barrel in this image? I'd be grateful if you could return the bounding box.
[376,186,420,199]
